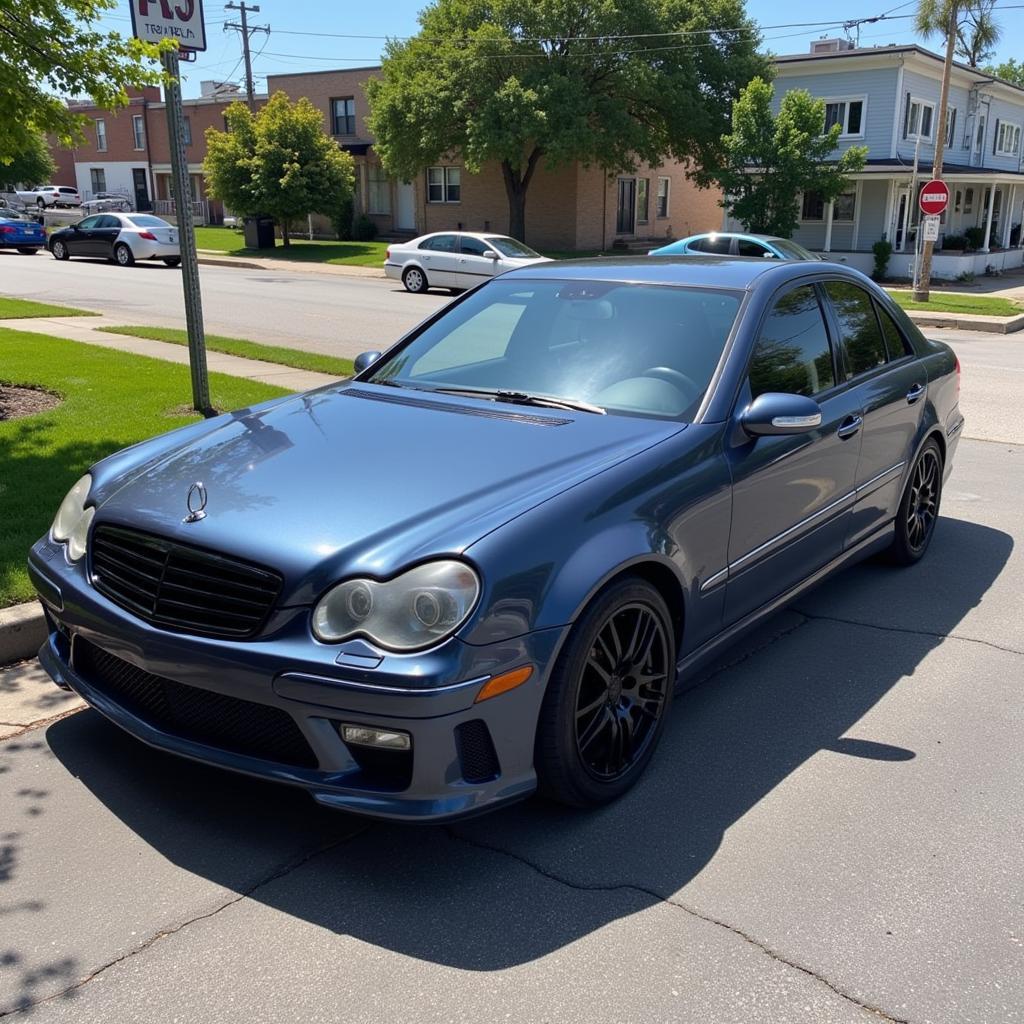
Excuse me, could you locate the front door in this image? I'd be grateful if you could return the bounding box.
[132,169,150,212]
[456,234,499,286]
[69,215,103,255]
[616,178,636,234]
[894,191,908,251]
[724,282,863,625]
[415,233,459,286]
[395,180,415,231]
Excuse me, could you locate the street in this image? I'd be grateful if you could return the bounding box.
[2,256,1023,1021]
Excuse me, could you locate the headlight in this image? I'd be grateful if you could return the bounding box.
[51,474,95,561]
[312,560,480,651]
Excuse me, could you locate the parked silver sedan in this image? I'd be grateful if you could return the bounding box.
[384,231,550,293]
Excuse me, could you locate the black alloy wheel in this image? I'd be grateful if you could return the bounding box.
[888,439,943,565]
[536,577,675,807]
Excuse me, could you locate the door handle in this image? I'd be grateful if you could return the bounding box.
[906,382,926,404]
[837,415,863,440]
[422,255,430,261]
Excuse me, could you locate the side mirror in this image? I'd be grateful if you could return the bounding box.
[483,250,499,259]
[353,350,382,374]
[741,392,823,437]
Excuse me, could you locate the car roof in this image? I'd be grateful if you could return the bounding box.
[684,231,784,243]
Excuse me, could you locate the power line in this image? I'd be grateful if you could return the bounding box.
[224,2,270,110]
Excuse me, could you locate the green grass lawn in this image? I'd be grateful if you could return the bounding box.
[0,329,288,608]
[886,290,1022,317]
[0,296,99,319]
[193,226,388,267]
[102,326,354,378]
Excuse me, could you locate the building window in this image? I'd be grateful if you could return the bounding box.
[656,176,670,218]
[132,114,146,150]
[964,187,974,214]
[427,166,460,203]
[331,97,355,136]
[802,191,855,222]
[368,164,391,214]
[183,116,192,147]
[995,120,1021,157]
[801,191,825,221]
[95,118,107,151]
[90,168,106,194]
[823,97,865,137]
[833,191,856,222]
[954,189,961,212]
[905,98,935,141]
[636,177,650,224]
[945,107,957,148]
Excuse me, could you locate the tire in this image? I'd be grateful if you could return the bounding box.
[36,197,46,209]
[113,242,135,267]
[50,240,70,261]
[17,248,37,255]
[887,438,943,566]
[535,577,676,807]
[402,265,428,293]
[162,257,181,267]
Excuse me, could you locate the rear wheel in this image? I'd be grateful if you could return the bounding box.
[162,257,181,267]
[402,265,428,293]
[36,197,46,209]
[535,578,675,807]
[888,439,943,565]
[113,242,135,267]
[50,240,69,261]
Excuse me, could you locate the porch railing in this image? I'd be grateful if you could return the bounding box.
[153,198,209,225]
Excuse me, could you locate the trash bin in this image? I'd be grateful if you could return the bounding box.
[243,215,276,249]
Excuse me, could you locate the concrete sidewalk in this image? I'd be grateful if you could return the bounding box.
[196,249,386,278]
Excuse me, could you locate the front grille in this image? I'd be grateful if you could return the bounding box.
[73,637,318,769]
[91,524,282,639]
[455,719,501,784]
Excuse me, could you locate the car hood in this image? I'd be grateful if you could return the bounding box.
[93,382,683,605]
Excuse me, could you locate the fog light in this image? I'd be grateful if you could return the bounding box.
[340,724,411,750]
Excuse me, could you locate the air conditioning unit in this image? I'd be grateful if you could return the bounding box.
[811,38,855,54]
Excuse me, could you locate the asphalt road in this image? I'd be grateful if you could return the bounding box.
[2,261,1023,1021]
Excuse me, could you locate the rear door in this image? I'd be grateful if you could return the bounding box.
[724,282,864,625]
[455,235,498,287]
[820,281,928,546]
[416,233,459,286]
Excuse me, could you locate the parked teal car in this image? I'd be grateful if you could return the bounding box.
[650,232,821,261]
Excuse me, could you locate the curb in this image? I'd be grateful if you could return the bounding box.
[195,251,387,278]
[0,601,46,666]
[906,311,1024,334]
[197,255,266,271]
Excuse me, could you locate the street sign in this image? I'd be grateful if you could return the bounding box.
[919,180,950,216]
[130,0,208,52]
[922,215,940,242]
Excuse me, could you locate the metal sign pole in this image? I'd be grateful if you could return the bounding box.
[161,48,212,416]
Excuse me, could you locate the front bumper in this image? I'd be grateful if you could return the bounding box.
[29,536,566,821]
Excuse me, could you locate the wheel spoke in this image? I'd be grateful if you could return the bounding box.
[578,706,612,753]
[575,692,607,720]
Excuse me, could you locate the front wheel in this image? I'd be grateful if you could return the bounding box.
[402,265,428,293]
[36,197,46,209]
[113,242,135,267]
[162,257,181,267]
[888,439,943,565]
[17,248,38,255]
[50,240,70,261]
[535,577,676,807]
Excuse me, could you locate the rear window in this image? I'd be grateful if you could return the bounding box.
[127,215,169,227]
[59,187,78,194]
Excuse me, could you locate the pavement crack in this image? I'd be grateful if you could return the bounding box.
[797,610,1024,657]
[0,707,84,742]
[688,613,810,688]
[0,825,371,1019]
[446,828,909,1024]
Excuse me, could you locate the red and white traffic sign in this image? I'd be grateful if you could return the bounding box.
[919,180,950,216]
[130,0,207,53]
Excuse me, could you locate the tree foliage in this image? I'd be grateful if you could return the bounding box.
[696,77,867,238]
[0,0,165,163]
[366,0,769,241]
[914,0,1001,67]
[203,92,355,246]
[2,130,55,186]
[983,57,1024,87]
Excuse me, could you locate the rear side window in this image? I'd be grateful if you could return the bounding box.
[875,302,911,360]
[824,281,887,377]
[749,285,836,398]
[420,234,457,252]
[694,235,732,254]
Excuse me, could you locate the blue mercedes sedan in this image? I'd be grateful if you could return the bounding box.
[29,257,963,821]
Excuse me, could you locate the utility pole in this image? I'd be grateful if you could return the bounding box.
[224,2,269,111]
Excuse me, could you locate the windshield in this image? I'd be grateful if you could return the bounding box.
[366,279,742,420]
[486,236,541,259]
[128,215,170,227]
[772,239,819,260]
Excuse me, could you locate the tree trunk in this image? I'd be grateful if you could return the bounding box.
[501,149,543,243]
[281,220,291,247]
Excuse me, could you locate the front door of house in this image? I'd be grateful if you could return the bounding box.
[616,178,636,234]
[132,168,150,212]
[395,180,415,231]
[893,191,908,251]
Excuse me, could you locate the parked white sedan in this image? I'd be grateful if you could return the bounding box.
[384,232,550,293]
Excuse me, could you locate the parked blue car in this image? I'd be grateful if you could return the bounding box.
[30,257,962,821]
[0,209,46,253]
[650,232,821,261]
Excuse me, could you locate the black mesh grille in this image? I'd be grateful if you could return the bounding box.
[90,524,282,639]
[73,637,318,769]
[455,719,500,783]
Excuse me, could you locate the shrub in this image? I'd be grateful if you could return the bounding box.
[956,270,976,283]
[331,195,354,241]
[871,238,893,281]
[352,215,377,241]
[964,226,985,251]
[941,233,968,251]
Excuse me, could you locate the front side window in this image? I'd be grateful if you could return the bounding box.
[750,285,836,398]
[331,98,355,135]
[459,235,490,256]
[737,238,771,258]
[367,279,742,420]
[824,281,887,377]
[77,216,102,229]
[656,176,670,217]
[95,119,107,151]
[132,114,146,150]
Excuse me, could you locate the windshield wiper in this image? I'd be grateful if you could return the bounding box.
[430,386,605,415]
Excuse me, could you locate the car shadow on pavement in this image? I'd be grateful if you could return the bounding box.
[44,515,1012,972]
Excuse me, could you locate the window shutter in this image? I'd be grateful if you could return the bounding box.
[993,119,1000,154]
[903,93,911,138]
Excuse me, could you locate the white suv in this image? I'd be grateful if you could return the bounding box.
[22,186,82,209]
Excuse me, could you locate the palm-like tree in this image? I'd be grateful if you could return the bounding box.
[955,0,1001,67]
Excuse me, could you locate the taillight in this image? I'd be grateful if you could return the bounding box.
[138,231,157,240]
[386,247,391,261]
[0,226,14,234]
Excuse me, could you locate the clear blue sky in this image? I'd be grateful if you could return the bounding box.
[97,0,1024,99]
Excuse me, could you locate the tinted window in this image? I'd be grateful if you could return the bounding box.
[97,215,120,228]
[693,235,732,254]
[420,234,457,252]
[459,236,491,256]
[487,236,540,258]
[77,216,101,229]
[875,302,911,360]
[824,281,887,376]
[737,239,772,258]
[750,285,836,398]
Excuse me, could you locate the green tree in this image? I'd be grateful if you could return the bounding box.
[696,77,867,238]
[0,0,164,162]
[2,130,56,186]
[984,57,1024,86]
[366,0,768,242]
[204,92,355,247]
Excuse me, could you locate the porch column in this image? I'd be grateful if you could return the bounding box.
[851,180,864,251]
[900,184,913,252]
[1002,185,1016,248]
[981,186,996,252]
[823,199,834,253]
[882,179,895,244]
